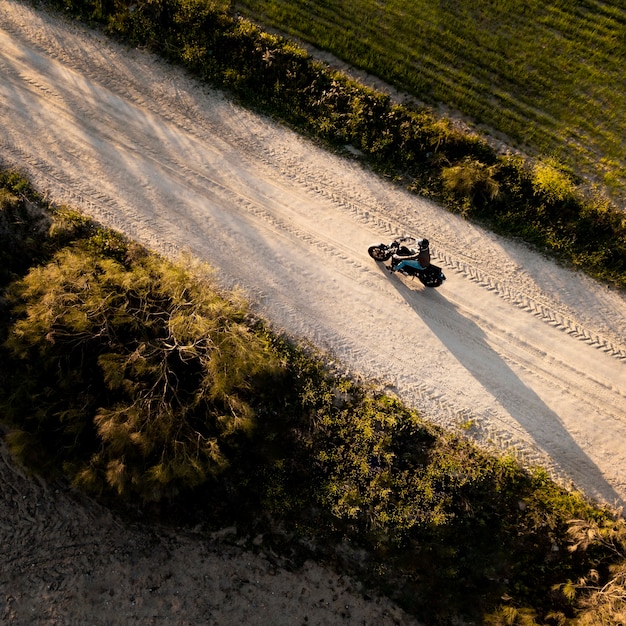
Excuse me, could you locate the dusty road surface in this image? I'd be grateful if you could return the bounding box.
[1,0,626,621]
[2,0,626,503]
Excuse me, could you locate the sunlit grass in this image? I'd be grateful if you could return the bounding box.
[235,0,626,202]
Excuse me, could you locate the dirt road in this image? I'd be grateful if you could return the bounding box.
[1,3,626,620]
[0,0,626,624]
[2,1,625,504]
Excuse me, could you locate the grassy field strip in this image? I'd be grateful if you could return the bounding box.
[236,0,626,199]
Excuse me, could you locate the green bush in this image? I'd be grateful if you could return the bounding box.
[2,242,281,500]
[550,517,626,625]
[0,172,51,285]
[246,344,613,620]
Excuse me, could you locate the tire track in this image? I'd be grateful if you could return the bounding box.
[263,158,626,362]
[8,12,619,366]
[2,1,626,506]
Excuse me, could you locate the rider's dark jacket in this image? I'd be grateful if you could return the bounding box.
[394,246,430,268]
[417,247,430,268]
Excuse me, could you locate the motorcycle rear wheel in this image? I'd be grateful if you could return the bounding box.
[418,264,446,288]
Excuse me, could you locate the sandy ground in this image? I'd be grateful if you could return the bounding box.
[1,1,626,622]
[0,436,416,625]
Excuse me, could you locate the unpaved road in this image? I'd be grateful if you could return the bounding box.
[1,2,625,623]
[1,2,626,613]
[2,1,625,504]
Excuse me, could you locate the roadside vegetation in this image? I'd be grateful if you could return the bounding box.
[36,0,626,289]
[1,169,626,624]
[236,0,626,206]
[4,0,626,622]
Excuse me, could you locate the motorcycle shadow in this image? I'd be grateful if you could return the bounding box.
[379,263,623,508]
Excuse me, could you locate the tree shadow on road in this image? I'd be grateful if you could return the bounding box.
[383,267,624,509]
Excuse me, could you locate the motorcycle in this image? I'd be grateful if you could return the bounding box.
[368,237,446,288]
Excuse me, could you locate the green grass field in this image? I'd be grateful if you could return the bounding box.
[235,0,626,204]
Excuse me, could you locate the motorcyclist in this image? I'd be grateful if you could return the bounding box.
[390,238,430,274]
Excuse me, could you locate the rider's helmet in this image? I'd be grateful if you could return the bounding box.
[418,238,429,250]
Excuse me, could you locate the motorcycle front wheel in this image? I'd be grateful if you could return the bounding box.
[368,245,391,262]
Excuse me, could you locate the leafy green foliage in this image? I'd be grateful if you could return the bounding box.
[442,157,501,214]
[546,516,626,625]
[485,606,541,626]
[3,240,281,500]
[247,338,614,621]
[0,171,51,285]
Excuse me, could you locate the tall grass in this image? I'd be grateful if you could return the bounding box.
[235,0,626,203]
